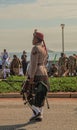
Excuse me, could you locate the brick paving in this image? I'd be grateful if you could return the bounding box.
[0,98,77,130]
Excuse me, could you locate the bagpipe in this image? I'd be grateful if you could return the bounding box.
[20,79,35,105]
[20,78,50,109]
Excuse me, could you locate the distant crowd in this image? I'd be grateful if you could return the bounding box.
[0,49,77,79]
[0,49,28,79]
[47,52,77,77]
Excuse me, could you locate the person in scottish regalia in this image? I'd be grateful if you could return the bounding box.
[26,29,50,121]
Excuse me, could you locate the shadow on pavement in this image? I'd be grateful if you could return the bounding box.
[74,108,77,111]
[0,121,37,130]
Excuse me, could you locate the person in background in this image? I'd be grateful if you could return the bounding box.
[21,50,27,76]
[0,56,2,69]
[27,29,49,122]
[68,54,76,76]
[2,49,9,68]
[10,55,21,75]
[49,63,58,77]
[73,54,77,76]
[0,56,3,78]
[3,64,10,79]
[58,53,68,76]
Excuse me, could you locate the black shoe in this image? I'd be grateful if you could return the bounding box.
[35,117,42,122]
[29,112,41,121]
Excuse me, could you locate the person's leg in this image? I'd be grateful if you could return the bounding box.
[29,81,47,121]
[35,107,43,121]
[3,68,6,79]
[29,105,41,121]
[29,92,46,121]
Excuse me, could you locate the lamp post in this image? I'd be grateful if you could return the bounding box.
[60,24,65,53]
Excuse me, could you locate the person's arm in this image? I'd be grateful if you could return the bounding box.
[29,46,39,82]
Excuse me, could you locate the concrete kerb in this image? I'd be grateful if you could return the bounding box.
[0,92,77,98]
[0,93,21,98]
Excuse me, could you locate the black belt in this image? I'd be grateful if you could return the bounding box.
[37,63,43,66]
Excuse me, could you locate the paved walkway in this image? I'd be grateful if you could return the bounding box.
[0,98,77,130]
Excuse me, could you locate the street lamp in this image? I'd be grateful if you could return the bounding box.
[60,24,65,53]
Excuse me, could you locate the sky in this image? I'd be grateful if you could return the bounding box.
[0,0,77,52]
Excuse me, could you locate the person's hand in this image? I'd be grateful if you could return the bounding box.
[29,78,34,84]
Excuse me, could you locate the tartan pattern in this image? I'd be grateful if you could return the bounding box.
[34,75,49,90]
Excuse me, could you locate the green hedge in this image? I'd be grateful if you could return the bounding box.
[0,76,77,93]
[0,76,25,93]
[49,77,77,92]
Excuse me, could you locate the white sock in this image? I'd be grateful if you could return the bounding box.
[39,107,43,118]
[32,105,40,115]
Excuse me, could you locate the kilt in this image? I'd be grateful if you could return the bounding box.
[34,75,49,91]
[33,75,49,107]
